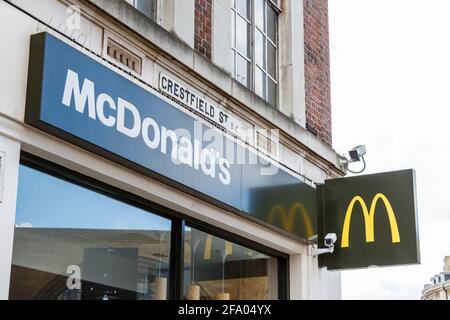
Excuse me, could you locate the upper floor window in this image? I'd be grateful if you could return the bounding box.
[125,0,157,21]
[231,0,279,106]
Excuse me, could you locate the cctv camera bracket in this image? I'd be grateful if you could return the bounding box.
[339,156,357,166]
[311,244,334,257]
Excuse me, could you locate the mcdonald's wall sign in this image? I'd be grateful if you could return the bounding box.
[318,169,420,270]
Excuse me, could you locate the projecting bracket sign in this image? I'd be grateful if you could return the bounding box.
[318,169,420,270]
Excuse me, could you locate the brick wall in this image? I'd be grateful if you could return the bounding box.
[194,0,212,59]
[304,0,332,145]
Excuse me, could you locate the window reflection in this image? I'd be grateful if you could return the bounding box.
[9,165,171,300]
[183,226,278,300]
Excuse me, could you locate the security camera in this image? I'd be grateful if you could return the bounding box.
[348,145,366,162]
[340,145,367,174]
[324,233,337,248]
[312,233,338,257]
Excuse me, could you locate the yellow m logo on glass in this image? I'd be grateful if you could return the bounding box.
[267,202,314,238]
[341,193,400,248]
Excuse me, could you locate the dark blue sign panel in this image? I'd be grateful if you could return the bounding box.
[25,32,317,240]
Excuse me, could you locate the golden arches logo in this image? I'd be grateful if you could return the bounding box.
[341,193,400,248]
[267,202,314,238]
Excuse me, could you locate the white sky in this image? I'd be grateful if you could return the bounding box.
[329,0,450,299]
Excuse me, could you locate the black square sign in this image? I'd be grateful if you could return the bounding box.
[319,169,420,270]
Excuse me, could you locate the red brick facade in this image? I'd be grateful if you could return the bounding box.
[194,0,212,59]
[304,0,332,145]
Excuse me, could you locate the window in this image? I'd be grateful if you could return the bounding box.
[125,0,157,20]
[231,0,279,106]
[231,0,251,87]
[183,225,279,300]
[9,164,171,300]
[9,156,288,300]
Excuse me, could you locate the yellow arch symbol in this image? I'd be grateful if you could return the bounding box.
[341,193,400,248]
[202,236,233,261]
[267,202,314,238]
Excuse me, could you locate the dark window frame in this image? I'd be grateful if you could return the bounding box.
[17,152,289,300]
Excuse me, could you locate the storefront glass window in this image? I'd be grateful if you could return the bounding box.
[9,164,171,300]
[183,226,279,300]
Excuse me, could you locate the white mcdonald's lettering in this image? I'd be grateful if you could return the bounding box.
[61,69,232,185]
